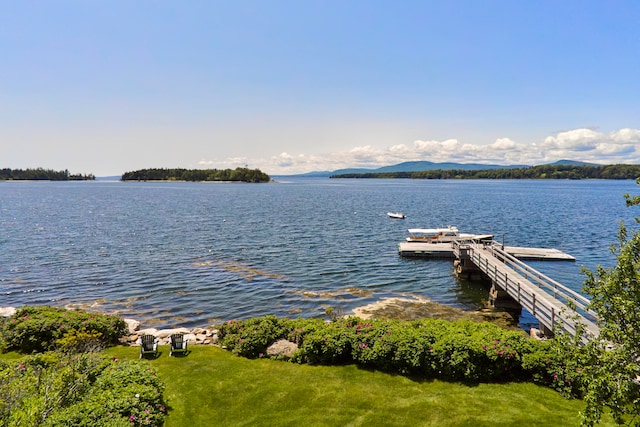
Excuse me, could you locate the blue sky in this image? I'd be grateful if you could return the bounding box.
[2,1,639,176]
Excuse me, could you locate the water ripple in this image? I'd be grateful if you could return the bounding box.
[0,179,636,328]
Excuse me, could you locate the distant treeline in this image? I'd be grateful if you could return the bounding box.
[331,164,640,180]
[121,167,271,182]
[0,168,95,181]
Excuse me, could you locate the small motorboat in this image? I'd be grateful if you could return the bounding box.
[387,212,406,219]
[405,226,493,243]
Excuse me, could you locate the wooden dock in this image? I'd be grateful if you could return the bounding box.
[503,246,575,261]
[399,241,576,261]
[453,240,598,342]
[398,242,457,258]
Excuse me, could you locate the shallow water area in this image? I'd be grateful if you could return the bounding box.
[1,178,637,329]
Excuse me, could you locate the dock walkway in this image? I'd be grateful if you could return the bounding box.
[454,240,598,342]
[399,241,576,261]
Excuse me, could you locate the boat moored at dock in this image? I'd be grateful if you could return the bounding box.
[406,226,493,244]
[398,226,574,261]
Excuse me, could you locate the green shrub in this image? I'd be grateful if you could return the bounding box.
[521,337,586,397]
[0,353,165,426]
[1,306,127,353]
[218,316,571,387]
[46,359,166,427]
[295,318,358,365]
[218,316,313,358]
[56,329,106,353]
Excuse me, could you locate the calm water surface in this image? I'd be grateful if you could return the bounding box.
[1,178,637,329]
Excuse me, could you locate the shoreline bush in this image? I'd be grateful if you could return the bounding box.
[0,353,166,426]
[218,316,584,395]
[0,306,127,353]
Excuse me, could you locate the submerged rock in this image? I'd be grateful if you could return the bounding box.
[350,296,520,330]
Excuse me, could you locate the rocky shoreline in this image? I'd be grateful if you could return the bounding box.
[120,318,220,347]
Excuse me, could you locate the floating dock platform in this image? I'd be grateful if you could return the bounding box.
[502,246,575,261]
[398,242,575,261]
[398,242,457,258]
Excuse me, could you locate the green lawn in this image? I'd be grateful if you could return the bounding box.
[101,345,614,427]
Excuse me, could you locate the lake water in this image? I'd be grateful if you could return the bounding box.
[1,178,638,329]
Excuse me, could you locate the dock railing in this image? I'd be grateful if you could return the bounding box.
[457,239,599,342]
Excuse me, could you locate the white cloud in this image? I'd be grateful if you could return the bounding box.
[199,127,640,175]
[491,138,518,151]
[538,128,640,163]
[389,144,409,154]
[611,128,640,143]
[541,128,601,151]
[274,152,295,167]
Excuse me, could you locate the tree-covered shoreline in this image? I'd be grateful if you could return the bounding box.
[121,167,271,182]
[331,164,640,180]
[0,168,95,181]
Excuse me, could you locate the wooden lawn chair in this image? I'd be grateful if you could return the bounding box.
[169,333,188,357]
[139,334,159,359]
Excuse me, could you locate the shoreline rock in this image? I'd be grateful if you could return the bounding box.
[122,324,218,347]
[0,307,17,317]
[266,339,298,359]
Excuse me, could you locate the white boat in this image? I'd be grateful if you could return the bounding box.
[406,226,493,243]
[387,212,406,219]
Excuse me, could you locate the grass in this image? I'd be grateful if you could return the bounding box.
[98,345,615,427]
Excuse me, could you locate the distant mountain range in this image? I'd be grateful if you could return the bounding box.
[284,160,597,178]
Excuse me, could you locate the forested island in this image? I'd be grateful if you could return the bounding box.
[0,168,95,181]
[121,167,271,182]
[331,164,640,180]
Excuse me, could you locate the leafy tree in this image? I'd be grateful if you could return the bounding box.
[579,183,640,425]
[0,168,94,181]
[331,164,640,180]
[120,167,270,182]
